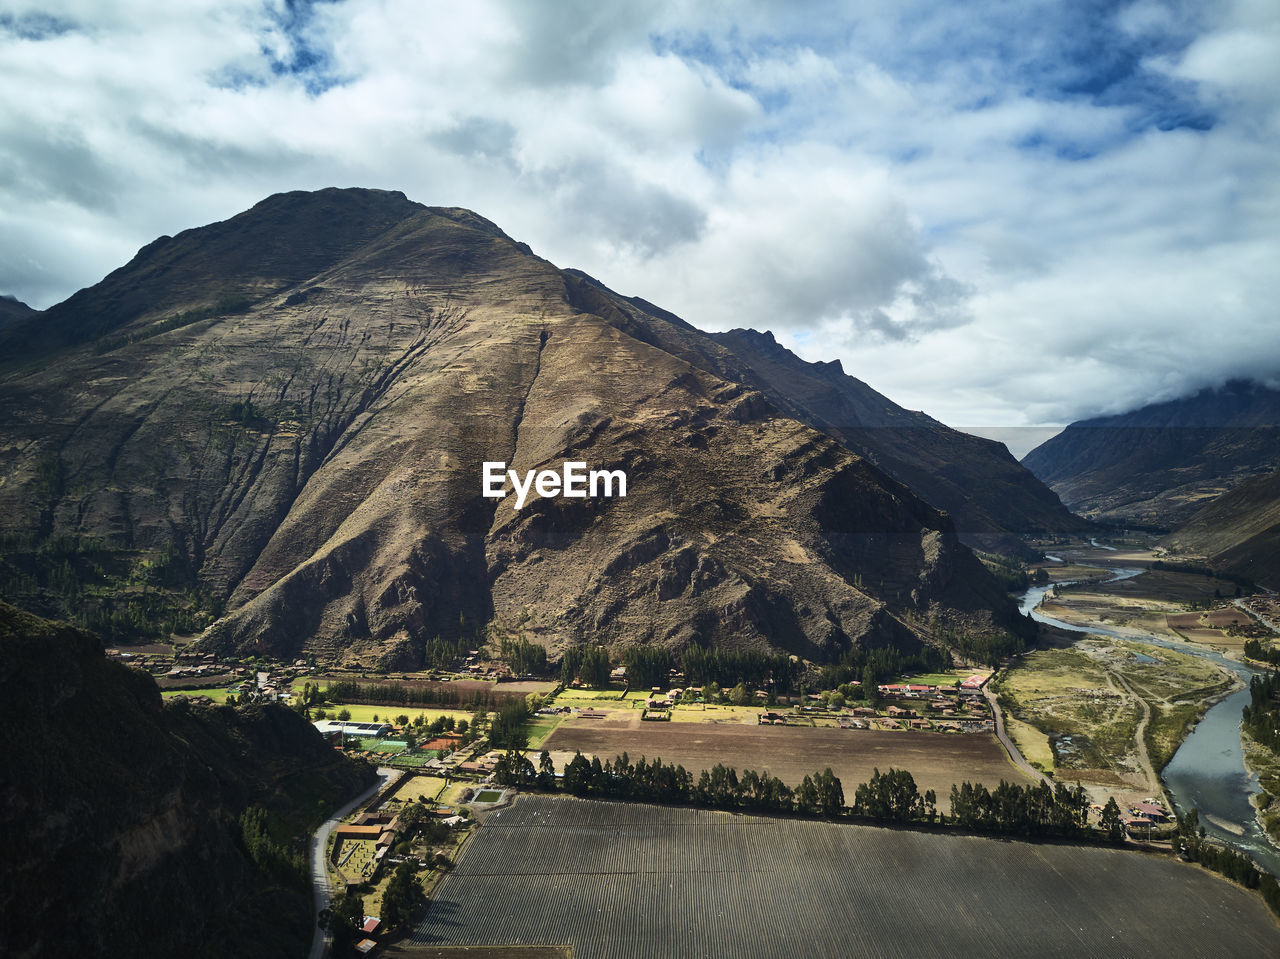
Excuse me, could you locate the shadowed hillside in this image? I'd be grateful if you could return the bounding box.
[0,601,374,959]
[1162,470,1280,590]
[1022,381,1280,528]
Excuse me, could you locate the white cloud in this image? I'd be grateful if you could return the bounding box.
[0,0,1276,437]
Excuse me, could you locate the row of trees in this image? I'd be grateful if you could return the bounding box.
[1243,641,1280,669]
[560,646,611,687]
[1242,671,1280,752]
[947,778,1093,838]
[815,643,950,695]
[493,750,1107,842]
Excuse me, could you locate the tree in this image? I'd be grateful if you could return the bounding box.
[829,691,846,711]
[396,713,410,726]
[1101,796,1125,843]
[862,665,879,706]
[337,708,352,721]
[730,682,751,706]
[538,750,556,790]
[320,891,365,953]
[564,752,592,796]
[381,862,423,929]
[815,767,844,816]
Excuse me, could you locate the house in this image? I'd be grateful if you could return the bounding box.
[887,706,914,718]
[361,916,381,937]
[1131,802,1169,821]
[355,939,377,955]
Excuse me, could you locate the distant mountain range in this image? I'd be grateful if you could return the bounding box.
[1022,381,1280,529]
[0,188,1076,666]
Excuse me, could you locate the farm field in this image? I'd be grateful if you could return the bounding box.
[1165,608,1261,654]
[1084,568,1243,607]
[384,946,570,958]
[411,795,1280,958]
[543,718,1029,808]
[394,775,450,803]
[160,688,236,703]
[316,703,475,725]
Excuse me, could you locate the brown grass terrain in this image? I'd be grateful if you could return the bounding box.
[1087,569,1241,605]
[1165,608,1259,653]
[543,720,1030,810]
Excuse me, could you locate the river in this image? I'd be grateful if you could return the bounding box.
[1018,568,1280,876]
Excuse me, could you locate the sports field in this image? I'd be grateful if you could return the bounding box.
[411,796,1280,958]
[543,719,1029,809]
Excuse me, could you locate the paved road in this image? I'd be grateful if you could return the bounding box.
[1235,596,1280,635]
[308,766,401,959]
[984,687,1053,788]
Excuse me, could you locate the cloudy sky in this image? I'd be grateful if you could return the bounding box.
[3,0,1277,455]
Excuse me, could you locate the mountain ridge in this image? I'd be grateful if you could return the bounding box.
[1022,380,1280,528]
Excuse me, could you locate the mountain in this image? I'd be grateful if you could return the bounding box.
[703,328,1083,556]
[1021,381,1280,528]
[1161,470,1280,590]
[0,294,35,332]
[0,601,373,959]
[0,188,1031,667]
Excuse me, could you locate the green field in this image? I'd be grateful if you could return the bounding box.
[160,688,238,703]
[359,737,408,753]
[526,715,565,748]
[319,703,475,725]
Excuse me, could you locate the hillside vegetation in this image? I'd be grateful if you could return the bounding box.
[0,601,374,959]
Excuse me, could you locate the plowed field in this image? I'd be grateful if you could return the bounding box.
[411,796,1279,958]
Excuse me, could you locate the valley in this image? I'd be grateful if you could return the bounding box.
[1,190,1277,956]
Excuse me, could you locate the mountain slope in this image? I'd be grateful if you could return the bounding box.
[0,601,373,959]
[705,328,1083,556]
[0,294,34,332]
[1161,470,1280,589]
[534,277,1080,558]
[0,188,1028,666]
[1021,381,1280,528]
